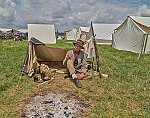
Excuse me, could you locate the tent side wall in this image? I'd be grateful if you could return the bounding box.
[66,29,77,40]
[28,24,56,44]
[76,28,81,41]
[145,35,150,54]
[96,39,112,44]
[93,24,120,45]
[112,17,145,53]
[35,45,68,61]
[79,27,90,41]
[80,34,87,41]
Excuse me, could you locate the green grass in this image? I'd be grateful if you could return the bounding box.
[0,39,150,118]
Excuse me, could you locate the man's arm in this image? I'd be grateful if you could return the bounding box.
[63,50,73,66]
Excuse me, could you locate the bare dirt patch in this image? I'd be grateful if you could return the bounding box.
[22,90,90,118]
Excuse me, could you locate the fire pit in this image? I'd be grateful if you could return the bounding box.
[22,90,90,118]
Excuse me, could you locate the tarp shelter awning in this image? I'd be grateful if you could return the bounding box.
[112,16,150,54]
[35,45,68,62]
[21,37,68,77]
[28,24,56,44]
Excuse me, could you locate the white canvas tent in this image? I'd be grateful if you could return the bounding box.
[76,27,90,41]
[0,28,28,33]
[18,29,28,33]
[0,28,12,32]
[112,16,150,55]
[92,24,120,44]
[28,24,56,44]
[64,28,77,40]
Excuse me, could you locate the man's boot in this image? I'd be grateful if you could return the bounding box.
[74,78,82,88]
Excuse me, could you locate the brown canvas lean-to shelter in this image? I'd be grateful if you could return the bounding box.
[21,37,68,77]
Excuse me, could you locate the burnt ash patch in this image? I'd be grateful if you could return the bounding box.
[22,91,90,118]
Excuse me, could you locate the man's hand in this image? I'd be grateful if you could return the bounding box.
[78,73,84,80]
[67,53,73,60]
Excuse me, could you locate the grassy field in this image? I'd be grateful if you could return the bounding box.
[0,39,150,118]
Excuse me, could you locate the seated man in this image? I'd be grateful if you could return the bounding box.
[63,40,92,88]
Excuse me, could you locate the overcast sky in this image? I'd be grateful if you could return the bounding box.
[0,0,150,32]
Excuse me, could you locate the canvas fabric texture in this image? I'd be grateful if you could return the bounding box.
[27,42,40,77]
[76,27,90,41]
[86,23,120,45]
[65,28,78,40]
[145,34,150,54]
[28,24,56,44]
[93,24,120,41]
[112,16,150,54]
[35,45,68,62]
[84,37,95,58]
[26,42,68,76]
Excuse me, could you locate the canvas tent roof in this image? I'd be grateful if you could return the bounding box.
[0,28,12,32]
[130,16,150,27]
[21,37,68,76]
[18,29,28,33]
[115,16,150,33]
[65,28,77,40]
[93,24,120,40]
[87,24,120,44]
[28,24,56,44]
[79,27,90,33]
[112,16,150,55]
[0,28,27,33]
[76,27,90,41]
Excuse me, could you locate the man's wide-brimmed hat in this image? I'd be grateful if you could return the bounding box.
[73,40,84,49]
